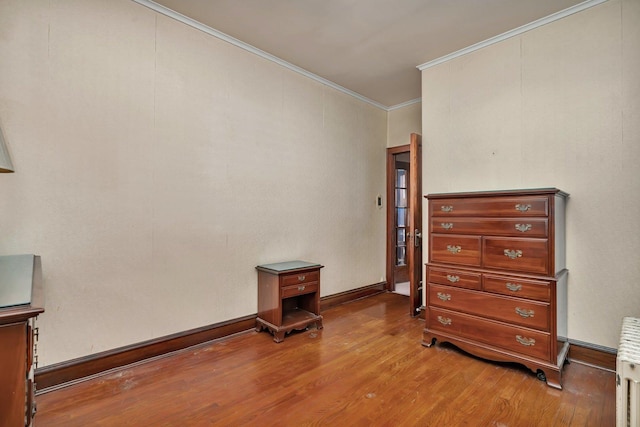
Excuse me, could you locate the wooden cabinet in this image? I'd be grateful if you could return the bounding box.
[423,189,569,389]
[256,261,323,343]
[0,255,44,427]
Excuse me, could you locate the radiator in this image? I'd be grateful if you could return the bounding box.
[617,317,640,427]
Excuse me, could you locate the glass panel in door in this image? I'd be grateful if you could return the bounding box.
[394,162,409,279]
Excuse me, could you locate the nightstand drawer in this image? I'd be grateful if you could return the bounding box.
[427,266,481,290]
[281,282,318,299]
[483,274,550,302]
[281,271,319,287]
[430,235,481,267]
[431,196,549,217]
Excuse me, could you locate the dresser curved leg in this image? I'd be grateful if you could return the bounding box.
[422,334,436,348]
[536,368,562,389]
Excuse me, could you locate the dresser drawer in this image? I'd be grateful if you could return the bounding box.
[483,274,551,302]
[431,218,548,238]
[429,284,549,331]
[429,307,551,361]
[281,282,318,299]
[428,266,481,290]
[281,270,319,287]
[430,196,549,217]
[430,235,481,267]
[483,237,549,275]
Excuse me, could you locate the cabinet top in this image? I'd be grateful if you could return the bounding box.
[425,188,568,199]
[256,260,323,273]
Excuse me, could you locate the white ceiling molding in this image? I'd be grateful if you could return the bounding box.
[132,0,389,111]
[387,98,422,111]
[417,0,608,71]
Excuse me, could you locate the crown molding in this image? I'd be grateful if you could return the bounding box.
[132,0,605,111]
[417,0,609,71]
[131,0,389,111]
[388,98,422,111]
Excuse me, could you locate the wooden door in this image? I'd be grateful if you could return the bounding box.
[407,133,423,316]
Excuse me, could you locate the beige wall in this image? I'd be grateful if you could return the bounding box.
[387,102,422,148]
[422,0,640,348]
[0,0,388,365]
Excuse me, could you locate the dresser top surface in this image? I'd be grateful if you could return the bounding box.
[426,188,568,199]
[0,254,36,308]
[256,260,322,273]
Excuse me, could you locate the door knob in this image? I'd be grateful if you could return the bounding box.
[414,229,422,247]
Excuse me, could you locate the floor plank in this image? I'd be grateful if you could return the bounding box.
[36,293,615,426]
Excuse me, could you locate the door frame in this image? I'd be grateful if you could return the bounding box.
[386,144,410,293]
[386,133,423,316]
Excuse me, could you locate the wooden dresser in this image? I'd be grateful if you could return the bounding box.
[0,254,44,426]
[256,261,323,343]
[422,189,569,389]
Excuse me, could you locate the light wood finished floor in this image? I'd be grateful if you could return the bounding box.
[37,293,615,426]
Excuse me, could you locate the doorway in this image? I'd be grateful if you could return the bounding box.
[392,152,410,287]
[386,134,423,316]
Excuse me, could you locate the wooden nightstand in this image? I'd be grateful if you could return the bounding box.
[256,261,323,343]
[0,254,44,427]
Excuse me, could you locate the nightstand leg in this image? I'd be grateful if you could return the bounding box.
[273,331,286,343]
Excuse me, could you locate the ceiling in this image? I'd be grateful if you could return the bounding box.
[148,0,588,109]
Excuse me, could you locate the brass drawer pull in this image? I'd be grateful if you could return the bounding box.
[515,307,534,318]
[447,245,461,254]
[441,205,454,213]
[515,223,532,233]
[441,223,454,230]
[515,204,531,212]
[436,292,451,301]
[437,316,452,326]
[504,249,522,259]
[446,275,460,283]
[297,285,306,291]
[515,335,536,346]
[505,282,522,292]
[298,275,306,281]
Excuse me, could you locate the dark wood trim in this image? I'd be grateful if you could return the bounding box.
[35,315,257,393]
[568,339,616,372]
[36,282,386,393]
[320,282,386,311]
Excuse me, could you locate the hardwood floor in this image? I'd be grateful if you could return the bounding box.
[36,293,615,426]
